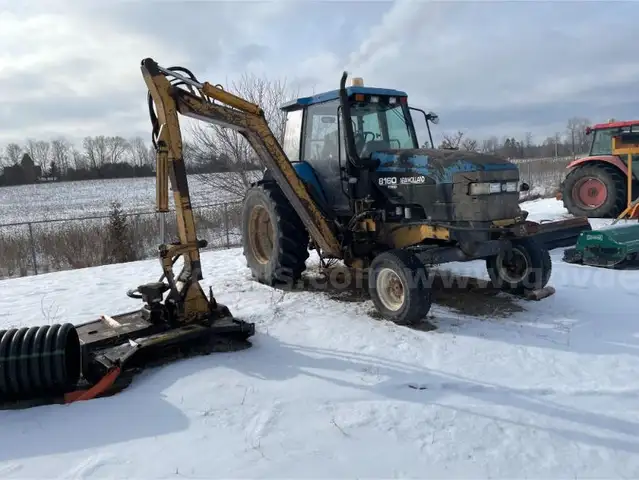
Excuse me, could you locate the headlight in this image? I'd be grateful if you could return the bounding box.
[469,182,500,195]
[468,181,519,195]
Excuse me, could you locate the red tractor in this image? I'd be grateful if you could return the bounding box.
[560,120,639,218]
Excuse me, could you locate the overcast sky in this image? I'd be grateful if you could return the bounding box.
[3,0,639,149]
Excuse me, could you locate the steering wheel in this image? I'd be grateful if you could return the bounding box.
[361,131,376,142]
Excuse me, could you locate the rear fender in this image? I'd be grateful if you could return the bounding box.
[291,161,328,205]
[258,163,327,201]
[567,155,628,177]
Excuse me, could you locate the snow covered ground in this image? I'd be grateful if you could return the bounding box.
[1,198,639,479]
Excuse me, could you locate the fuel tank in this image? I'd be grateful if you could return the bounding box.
[372,148,522,222]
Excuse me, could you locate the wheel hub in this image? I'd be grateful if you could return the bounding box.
[497,248,530,283]
[376,268,405,311]
[248,205,274,264]
[573,177,607,209]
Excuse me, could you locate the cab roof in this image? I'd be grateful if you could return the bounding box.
[590,120,639,130]
[279,86,408,112]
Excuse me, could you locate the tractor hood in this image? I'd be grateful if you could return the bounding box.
[370,148,522,223]
[372,148,518,183]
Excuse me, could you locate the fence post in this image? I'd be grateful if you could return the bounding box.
[224,203,230,248]
[28,222,38,275]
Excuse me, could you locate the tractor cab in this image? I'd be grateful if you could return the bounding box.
[279,76,439,217]
[586,120,639,156]
[278,74,522,227]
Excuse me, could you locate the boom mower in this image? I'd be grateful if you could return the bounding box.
[0,60,256,410]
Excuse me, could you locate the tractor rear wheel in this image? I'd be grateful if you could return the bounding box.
[368,249,432,325]
[486,237,551,293]
[561,163,626,218]
[242,183,309,286]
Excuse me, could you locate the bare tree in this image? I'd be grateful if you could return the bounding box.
[129,136,151,167]
[24,139,51,171]
[51,137,71,174]
[2,143,21,167]
[481,136,500,154]
[523,132,534,157]
[461,137,479,152]
[83,136,108,168]
[439,131,464,149]
[566,117,591,156]
[148,144,156,167]
[189,72,299,199]
[182,140,198,171]
[106,136,130,163]
[70,146,87,170]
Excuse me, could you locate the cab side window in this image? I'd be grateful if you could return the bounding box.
[303,100,341,163]
[283,110,303,161]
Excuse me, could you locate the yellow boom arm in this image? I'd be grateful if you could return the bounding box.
[140,58,341,263]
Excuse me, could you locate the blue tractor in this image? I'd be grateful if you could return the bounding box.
[240,72,589,325]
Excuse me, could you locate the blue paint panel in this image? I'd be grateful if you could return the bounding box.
[280,86,407,111]
[292,161,327,204]
[373,152,518,184]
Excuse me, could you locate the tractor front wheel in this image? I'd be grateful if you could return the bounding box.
[561,163,626,218]
[486,237,552,293]
[242,183,309,286]
[368,249,432,325]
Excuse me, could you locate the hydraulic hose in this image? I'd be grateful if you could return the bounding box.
[0,323,82,399]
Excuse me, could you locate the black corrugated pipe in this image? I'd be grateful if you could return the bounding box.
[0,323,82,399]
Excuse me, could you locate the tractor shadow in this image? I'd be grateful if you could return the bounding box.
[278,263,524,327]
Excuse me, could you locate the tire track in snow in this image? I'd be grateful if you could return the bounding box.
[404,382,639,398]
[62,454,120,479]
[244,401,282,453]
[0,463,22,477]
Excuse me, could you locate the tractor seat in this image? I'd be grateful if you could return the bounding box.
[136,282,169,302]
[360,140,391,158]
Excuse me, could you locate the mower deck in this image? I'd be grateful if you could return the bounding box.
[0,307,255,410]
[562,221,639,268]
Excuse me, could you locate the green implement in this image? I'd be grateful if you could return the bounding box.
[563,221,639,267]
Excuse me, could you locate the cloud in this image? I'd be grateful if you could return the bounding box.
[0,7,187,144]
[2,0,639,149]
[346,0,639,142]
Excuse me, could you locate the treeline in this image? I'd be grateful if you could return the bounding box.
[0,116,593,187]
[434,117,592,159]
[0,135,254,187]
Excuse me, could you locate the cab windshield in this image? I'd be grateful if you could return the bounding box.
[590,124,639,155]
[350,101,418,152]
[589,128,615,156]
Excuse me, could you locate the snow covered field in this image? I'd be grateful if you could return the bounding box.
[0,174,239,225]
[1,198,638,478]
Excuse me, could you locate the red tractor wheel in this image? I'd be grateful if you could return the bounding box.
[561,163,626,218]
[573,177,607,208]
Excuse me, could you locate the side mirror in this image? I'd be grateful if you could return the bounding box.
[520,182,530,192]
[427,111,439,125]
